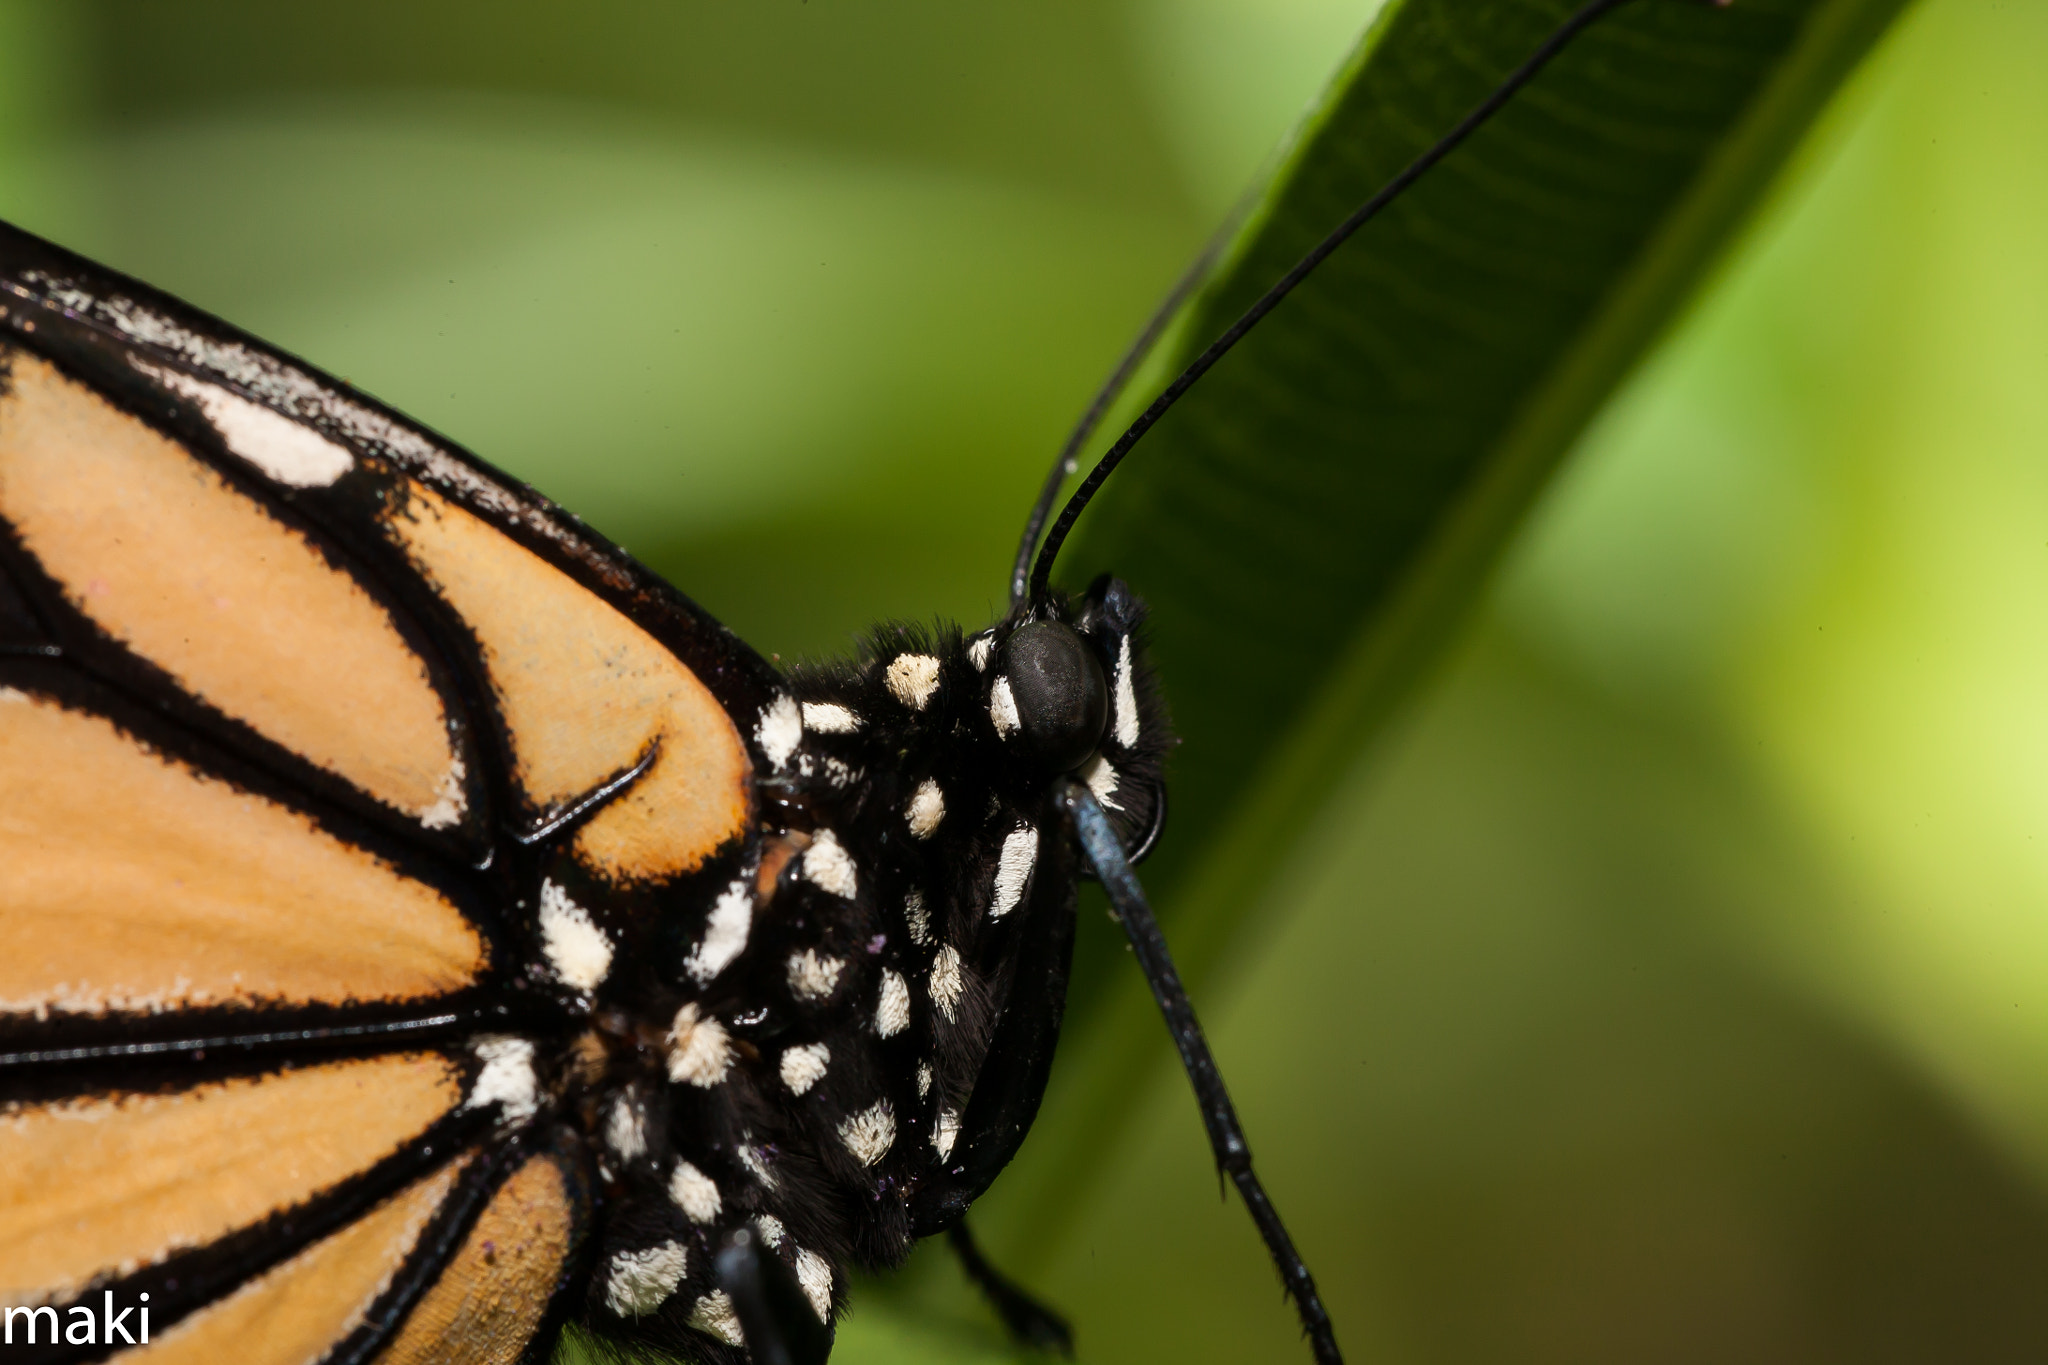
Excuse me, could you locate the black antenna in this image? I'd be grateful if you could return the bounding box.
[1057,780,1342,1363]
[1028,0,1659,602]
[1009,205,1251,609]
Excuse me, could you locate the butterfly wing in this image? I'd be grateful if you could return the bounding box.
[0,220,778,1364]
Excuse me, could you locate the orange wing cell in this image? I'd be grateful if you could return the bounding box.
[383,483,750,883]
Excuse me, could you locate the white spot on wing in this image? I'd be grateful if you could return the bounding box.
[837,1100,896,1166]
[876,970,911,1038]
[990,825,1039,919]
[787,950,846,1003]
[136,361,354,487]
[417,755,468,830]
[684,880,752,984]
[754,1214,786,1249]
[933,1106,962,1159]
[464,1037,538,1124]
[46,281,585,547]
[669,1161,722,1223]
[906,778,945,839]
[666,1003,732,1087]
[904,889,931,946]
[1113,635,1139,747]
[689,1290,744,1346]
[538,880,612,991]
[966,635,995,672]
[1080,753,1123,811]
[606,1241,689,1317]
[756,695,802,770]
[794,1246,833,1322]
[928,946,963,1022]
[802,701,862,733]
[885,654,942,710]
[780,1042,831,1094]
[802,830,858,898]
[917,1062,934,1098]
[989,676,1020,737]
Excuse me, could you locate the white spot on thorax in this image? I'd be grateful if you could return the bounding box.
[885,654,941,710]
[928,946,964,1022]
[464,1037,537,1123]
[838,1100,896,1166]
[990,825,1039,919]
[669,1161,722,1223]
[917,1062,934,1098]
[603,1093,646,1160]
[136,361,354,487]
[689,1291,744,1346]
[906,778,945,839]
[802,701,861,733]
[1080,753,1123,811]
[780,1042,831,1094]
[876,970,911,1038]
[756,695,802,770]
[666,1003,732,1087]
[786,950,845,1003]
[933,1106,962,1160]
[738,1139,777,1189]
[794,1246,833,1322]
[802,830,858,899]
[1112,635,1140,747]
[605,1241,688,1317]
[538,880,612,991]
[966,635,995,672]
[989,676,1020,736]
[904,889,931,946]
[684,880,752,984]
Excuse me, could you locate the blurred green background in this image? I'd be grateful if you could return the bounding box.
[8,0,2048,1359]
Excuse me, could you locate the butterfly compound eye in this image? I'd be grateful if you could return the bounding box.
[998,620,1109,772]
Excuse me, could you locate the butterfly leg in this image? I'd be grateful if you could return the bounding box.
[714,1227,835,1365]
[1055,779,1344,1365]
[949,1220,1073,1356]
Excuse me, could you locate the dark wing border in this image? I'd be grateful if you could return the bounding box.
[0,218,786,749]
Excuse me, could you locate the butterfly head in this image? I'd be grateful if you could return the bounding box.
[976,572,1168,857]
[773,573,1168,886]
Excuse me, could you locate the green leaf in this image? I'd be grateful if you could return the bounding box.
[988,0,1911,1261]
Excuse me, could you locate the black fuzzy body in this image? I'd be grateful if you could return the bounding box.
[576,579,1170,1363]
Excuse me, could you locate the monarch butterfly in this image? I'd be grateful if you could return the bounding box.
[0,2,1688,1363]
